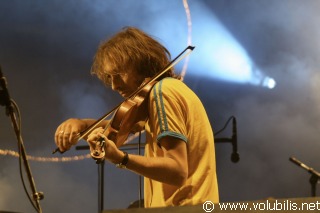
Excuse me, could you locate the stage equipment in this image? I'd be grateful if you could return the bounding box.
[0,66,43,213]
[290,157,320,197]
[214,116,240,163]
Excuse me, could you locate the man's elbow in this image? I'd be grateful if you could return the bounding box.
[171,170,188,187]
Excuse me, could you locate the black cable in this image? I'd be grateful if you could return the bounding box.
[12,99,41,212]
[214,115,234,136]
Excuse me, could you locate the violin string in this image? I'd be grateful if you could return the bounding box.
[103,112,114,132]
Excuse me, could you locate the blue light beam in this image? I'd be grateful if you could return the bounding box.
[186,1,276,89]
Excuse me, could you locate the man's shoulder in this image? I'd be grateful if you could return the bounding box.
[154,77,184,90]
[150,78,192,101]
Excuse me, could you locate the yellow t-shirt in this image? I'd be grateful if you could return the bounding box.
[144,78,219,207]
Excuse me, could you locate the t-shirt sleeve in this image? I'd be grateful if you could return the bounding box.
[148,80,188,145]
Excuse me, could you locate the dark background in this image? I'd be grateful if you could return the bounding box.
[0,0,319,212]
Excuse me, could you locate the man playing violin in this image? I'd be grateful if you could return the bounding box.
[54,27,219,207]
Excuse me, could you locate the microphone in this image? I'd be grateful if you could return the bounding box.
[0,66,12,109]
[231,117,240,163]
[289,157,318,174]
[289,156,320,179]
[289,157,308,169]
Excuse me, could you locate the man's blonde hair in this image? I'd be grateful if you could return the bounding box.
[91,27,178,86]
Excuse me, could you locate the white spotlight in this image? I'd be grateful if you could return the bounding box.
[262,76,276,89]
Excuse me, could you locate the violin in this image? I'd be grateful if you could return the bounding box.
[53,46,195,163]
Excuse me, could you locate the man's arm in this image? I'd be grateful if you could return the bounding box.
[125,136,188,186]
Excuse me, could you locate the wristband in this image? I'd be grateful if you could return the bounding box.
[116,151,129,169]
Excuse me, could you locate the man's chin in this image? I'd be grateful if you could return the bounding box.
[120,92,128,98]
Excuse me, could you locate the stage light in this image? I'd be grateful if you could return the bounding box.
[178,1,276,89]
[262,76,276,89]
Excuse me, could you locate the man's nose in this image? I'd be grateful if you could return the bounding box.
[111,75,121,91]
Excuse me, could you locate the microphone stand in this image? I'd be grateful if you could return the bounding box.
[75,145,104,213]
[215,137,240,163]
[289,157,320,197]
[9,105,44,212]
[215,116,240,163]
[0,67,43,213]
[98,160,105,213]
[76,133,145,212]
